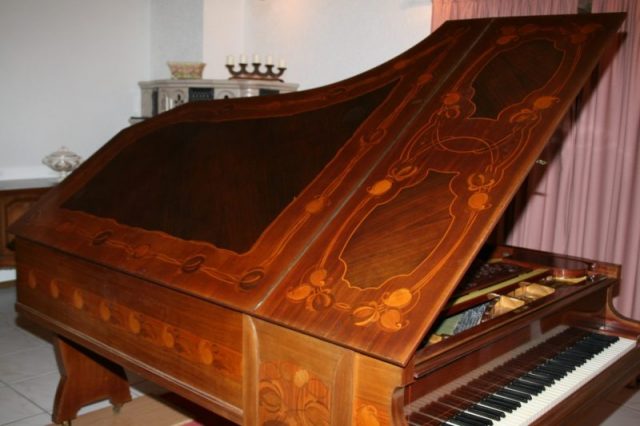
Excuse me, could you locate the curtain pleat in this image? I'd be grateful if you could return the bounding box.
[592,0,640,318]
[432,0,578,30]
[432,0,640,319]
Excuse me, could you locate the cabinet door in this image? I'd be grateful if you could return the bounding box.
[1,189,48,268]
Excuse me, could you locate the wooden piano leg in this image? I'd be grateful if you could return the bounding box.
[52,336,131,424]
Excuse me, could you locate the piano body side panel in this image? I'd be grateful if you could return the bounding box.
[243,316,407,426]
[353,353,408,426]
[14,238,244,423]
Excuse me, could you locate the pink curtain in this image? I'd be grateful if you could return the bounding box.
[432,0,640,319]
[431,0,578,29]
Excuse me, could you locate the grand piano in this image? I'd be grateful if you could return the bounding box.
[10,13,640,426]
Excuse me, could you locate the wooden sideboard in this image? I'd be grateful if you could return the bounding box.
[0,178,56,268]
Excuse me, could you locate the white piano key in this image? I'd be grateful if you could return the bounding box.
[407,329,636,426]
[491,337,636,426]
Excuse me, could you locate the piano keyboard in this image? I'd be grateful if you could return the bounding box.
[406,327,636,426]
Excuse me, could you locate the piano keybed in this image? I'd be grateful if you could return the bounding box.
[406,327,636,425]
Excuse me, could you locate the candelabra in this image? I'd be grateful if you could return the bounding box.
[225,56,287,82]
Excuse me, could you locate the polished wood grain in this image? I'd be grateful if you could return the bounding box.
[0,179,53,268]
[11,14,626,366]
[9,13,639,426]
[52,337,131,424]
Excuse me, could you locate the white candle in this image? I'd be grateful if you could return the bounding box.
[226,55,234,65]
[278,59,286,68]
[266,55,273,65]
[253,54,260,63]
[239,54,247,64]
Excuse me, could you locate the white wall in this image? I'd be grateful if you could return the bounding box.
[151,0,204,79]
[202,0,246,80]
[0,0,151,180]
[245,0,432,90]
[201,0,432,87]
[0,0,432,180]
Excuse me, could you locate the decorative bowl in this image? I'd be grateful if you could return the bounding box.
[42,146,82,180]
[167,61,206,79]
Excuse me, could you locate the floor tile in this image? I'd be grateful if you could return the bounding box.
[0,345,58,384]
[0,326,48,357]
[3,413,52,426]
[11,371,60,414]
[0,386,44,425]
[599,403,640,425]
[607,385,640,412]
[76,399,112,416]
[0,288,16,317]
[0,309,16,328]
[623,387,640,412]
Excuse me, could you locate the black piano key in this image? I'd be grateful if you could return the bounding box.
[532,365,565,379]
[512,376,546,389]
[575,343,606,354]
[570,346,601,357]
[509,380,543,394]
[496,388,531,402]
[461,386,520,412]
[580,336,609,347]
[531,368,561,381]
[425,400,492,426]
[408,329,622,426]
[453,387,514,413]
[484,395,520,410]
[478,399,512,414]
[441,394,504,420]
[554,354,584,365]
[446,418,478,426]
[580,336,609,346]
[566,347,596,358]
[573,338,609,352]
[536,363,567,376]
[546,359,575,371]
[466,404,505,420]
[589,333,618,343]
[522,372,554,386]
[452,412,493,426]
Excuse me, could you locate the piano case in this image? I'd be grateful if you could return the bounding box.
[11,13,640,426]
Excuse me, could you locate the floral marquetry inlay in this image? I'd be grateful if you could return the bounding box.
[22,267,241,377]
[281,19,607,337]
[356,405,381,426]
[258,361,330,426]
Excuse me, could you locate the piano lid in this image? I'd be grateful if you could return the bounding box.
[12,13,624,366]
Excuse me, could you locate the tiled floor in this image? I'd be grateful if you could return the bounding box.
[0,284,165,425]
[1,282,640,425]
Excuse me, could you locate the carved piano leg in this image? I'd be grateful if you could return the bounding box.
[52,336,131,424]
